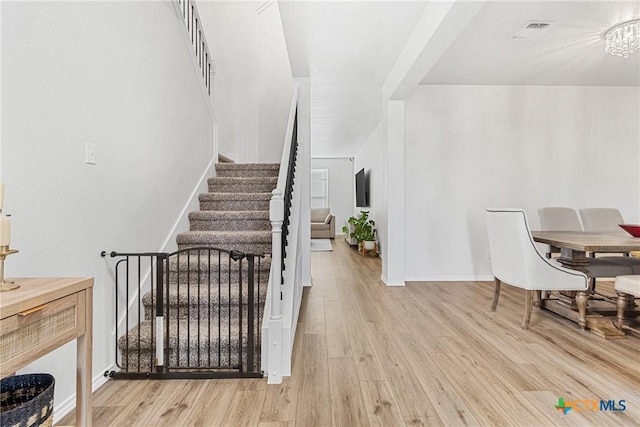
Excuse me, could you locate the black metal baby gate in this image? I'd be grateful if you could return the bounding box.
[102,247,267,379]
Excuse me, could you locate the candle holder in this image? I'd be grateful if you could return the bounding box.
[0,245,19,291]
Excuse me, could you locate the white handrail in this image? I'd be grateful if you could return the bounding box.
[274,85,300,193]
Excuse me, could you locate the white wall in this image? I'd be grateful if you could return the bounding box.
[199,1,293,163]
[1,1,214,418]
[404,85,640,281]
[296,79,312,287]
[382,100,406,286]
[354,123,386,256]
[310,157,354,231]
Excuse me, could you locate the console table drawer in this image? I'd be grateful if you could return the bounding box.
[0,292,85,373]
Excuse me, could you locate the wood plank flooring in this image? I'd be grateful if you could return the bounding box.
[59,238,640,426]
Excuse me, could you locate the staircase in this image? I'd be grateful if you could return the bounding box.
[116,162,278,376]
[177,173,277,255]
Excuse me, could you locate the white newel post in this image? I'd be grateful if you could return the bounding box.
[268,189,284,384]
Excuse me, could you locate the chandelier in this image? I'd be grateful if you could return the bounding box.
[604,19,640,58]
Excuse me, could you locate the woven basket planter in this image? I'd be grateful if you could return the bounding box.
[0,374,54,427]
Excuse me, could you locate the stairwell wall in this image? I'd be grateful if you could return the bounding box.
[1,1,214,419]
[197,1,294,163]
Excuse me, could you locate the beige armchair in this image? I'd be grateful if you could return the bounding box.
[311,208,335,239]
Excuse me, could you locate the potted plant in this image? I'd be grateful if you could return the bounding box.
[343,211,376,251]
[341,222,358,246]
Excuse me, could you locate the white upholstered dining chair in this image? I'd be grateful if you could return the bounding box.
[579,207,640,273]
[579,208,627,235]
[486,209,588,329]
[537,207,637,293]
[537,207,582,258]
[538,207,583,232]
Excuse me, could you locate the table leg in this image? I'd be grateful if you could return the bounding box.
[558,248,590,272]
[616,292,627,329]
[77,287,93,427]
[557,248,589,329]
[576,290,588,330]
[491,278,501,311]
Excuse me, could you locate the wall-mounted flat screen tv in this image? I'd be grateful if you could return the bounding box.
[355,168,369,207]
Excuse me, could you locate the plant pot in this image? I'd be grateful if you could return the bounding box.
[363,240,376,251]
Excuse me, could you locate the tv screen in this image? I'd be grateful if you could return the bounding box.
[355,168,368,207]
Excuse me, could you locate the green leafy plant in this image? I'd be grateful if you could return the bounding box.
[345,211,376,242]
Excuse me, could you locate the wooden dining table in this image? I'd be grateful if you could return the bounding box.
[531,231,640,338]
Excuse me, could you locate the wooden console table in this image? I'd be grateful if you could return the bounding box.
[0,277,93,426]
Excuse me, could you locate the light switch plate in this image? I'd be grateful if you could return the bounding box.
[85,143,96,165]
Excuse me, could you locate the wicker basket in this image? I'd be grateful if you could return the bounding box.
[0,374,54,427]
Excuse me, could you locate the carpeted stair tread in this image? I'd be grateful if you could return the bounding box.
[216,163,279,170]
[168,253,271,271]
[217,154,235,164]
[166,254,271,279]
[216,163,279,178]
[167,271,270,290]
[207,177,277,185]
[142,284,268,308]
[216,162,280,171]
[189,210,270,232]
[166,254,270,287]
[189,211,270,220]
[199,193,272,201]
[177,230,272,244]
[207,177,278,193]
[176,231,272,254]
[142,283,267,313]
[118,319,257,369]
[120,318,247,351]
[199,193,271,212]
[140,285,268,321]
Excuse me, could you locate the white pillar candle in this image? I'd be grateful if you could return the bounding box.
[0,182,4,211]
[0,214,10,247]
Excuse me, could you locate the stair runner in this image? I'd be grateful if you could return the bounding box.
[118,163,279,371]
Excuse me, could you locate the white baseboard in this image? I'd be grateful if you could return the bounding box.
[381,275,495,284]
[53,365,113,424]
[381,274,406,287]
[405,275,495,282]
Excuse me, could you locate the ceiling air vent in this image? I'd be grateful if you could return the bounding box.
[513,21,553,40]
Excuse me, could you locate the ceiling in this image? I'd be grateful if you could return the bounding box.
[279,1,428,157]
[277,1,640,157]
[421,1,640,86]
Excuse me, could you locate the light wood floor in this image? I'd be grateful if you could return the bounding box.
[59,239,640,426]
